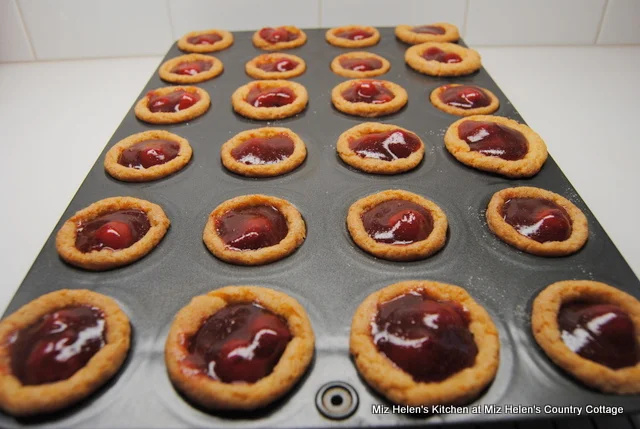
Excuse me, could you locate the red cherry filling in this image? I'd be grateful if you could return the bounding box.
[558,302,639,369]
[10,306,106,385]
[339,57,383,72]
[215,205,288,251]
[75,209,150,252]
[231,134,295,165]
[170,60,213,76]
[422,47,462,63]
[258,58,299,73]
[246,86,296,108]
[349,129,421,161]
[501,198,572,243]
[458,120,528,161]
[341,80,395,104]
[335,29,373,41]
[184,303,292,383]
[259,27,299,44]
[373,293,477,382]
[187,33,222,45]
[412,25,446,35]
[147,90,200,113]
[439,85,491,109]
[361,199,433,244]
[118,139,180,169]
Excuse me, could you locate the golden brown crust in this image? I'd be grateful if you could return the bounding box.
[177,29,234,53]
[350,280,500,406]
[395,23,460,44]
[220,127,306,178]
[104,130,192,182]
[486,186,589,257]
[165,285,315,410]
[203,195,305,266]
[330,51,390,78]
[158,54,223,84]
[325,26,380,48]
[231,80,308,121]
[331,79,408,118]
[532,280,640,394]
[0,289,130,416]
[55,197,171,270]
[252,27,307,51]
[347,190,448,261]
[336,123,424,174]
[430,84,500,116]
[405,42,481,77]
[134,86,210,124]
[444,115,548,178]
[245,53,306,80]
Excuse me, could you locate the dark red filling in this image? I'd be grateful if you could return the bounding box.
[361,199,433,244]
[501,198,572,243]
[439,85,491,109]
[231,134,295,165]
[246,86,296,108]
[259,27,299,44]
[118,139,180,169]
[412,25,446,35]
[335,29,373,41]
[349,129,421,161]
[171,60,213,76]
[422,47,462,63]
[373,293,477,382]
[215,205,288,250]
[341,81,394,104]
[187,33,222,45]
[258,58,299,73]
[75,209,151,252]
[339,57,383,72]
[183,303,291,383]
[10,306,106,386]
[147,90,200,113]
[558,302,639,369]
[458,120,528,161]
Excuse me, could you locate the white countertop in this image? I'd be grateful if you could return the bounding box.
[1,46,639,315]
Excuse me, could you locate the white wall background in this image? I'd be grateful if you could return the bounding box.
[1,0,639,62]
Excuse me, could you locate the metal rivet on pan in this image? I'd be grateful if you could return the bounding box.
[315,381,358,420]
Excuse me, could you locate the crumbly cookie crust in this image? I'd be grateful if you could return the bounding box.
[231,80,308,120]
[444,115,548,178]
[325,26,380,48]
[347,190,448,261]
[177,29,234,53]
[165,285,315,410]
[252,27,307,51]
[532,280,640,394]
[331,79,408,118]
[203,194,306,266]
[337,123,424,174]
[395,23,460,44]
[405,42,481,77]
[330,51,391,78]
[0,289,130,416]
[134,86,210,124]
[158,54,223,84]
[55,197,171,270]
[430,84,499,116]
[350,280,500,406]
[245,53,306,80]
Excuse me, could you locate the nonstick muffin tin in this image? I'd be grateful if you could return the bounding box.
[1,28,639,428]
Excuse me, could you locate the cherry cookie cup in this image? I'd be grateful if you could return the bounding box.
[330,52,390,78]
[203,194,306,266]
[253,26,307,51]
[395,23,460,44]
[486,186,588,257]
[532,280,640,394]
[444,115,547,178]
[55,197,170,270]
[221,127,306,178]
[347,190,447,261]
[246,53,306,80]
[331,79,408,118]
[350,280,500,406]
[104,130,192,182]
[159,54,223,84]
[337,123,424,174]
[405,42,481,77]
[431,84,499,116]
[326,25,380,48]
[165,286,315,410]
[135,86,210,124]
[177,29,234,53]
[0,289,130,416]
[232,80,308,120]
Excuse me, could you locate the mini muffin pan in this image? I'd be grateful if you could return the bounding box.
[1,28,639,428]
